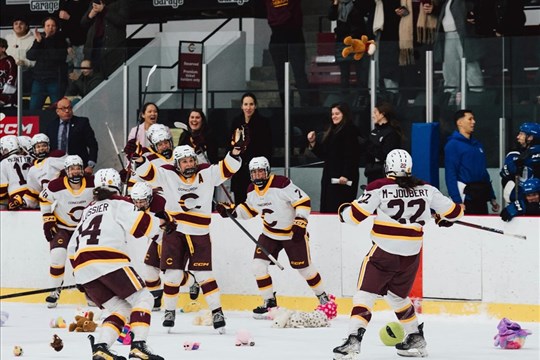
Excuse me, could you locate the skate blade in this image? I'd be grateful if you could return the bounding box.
[252,313,271,320]
[333,351,360,360]
[216,327,226,335]
[397,348,428,358]
[46,302,58,309]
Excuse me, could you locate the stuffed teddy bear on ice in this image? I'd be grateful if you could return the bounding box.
[68,311,98,332]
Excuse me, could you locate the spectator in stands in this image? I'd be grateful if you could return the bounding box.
[264,0,311,106]
[500,177,540,221]
[81,0,129,78]
[328,0,372,101]
[128,102,159,148]
[65,59,103,102]
[364,101,403,183]
[178,109,218,165]
[44,97,98,174]
[58,0,91,78]
[230,92,273,204]
[5,16,35,95]
[0,38,17,107]
[307,102,361,213]
[444,109,499,215]
[434,0,485,105]
[27,17,68,110]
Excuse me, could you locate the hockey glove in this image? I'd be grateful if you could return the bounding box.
[43,213,58,242]
[291,217,307,242]
[500,200,525,222]
[123,139,139,159]
[191,134,206,154]
[216,202,236,218]
[8,194,25,210]
[155,211,176,234]
[434,214,454,227]
[230,124,250,153]
[337,203,352,223]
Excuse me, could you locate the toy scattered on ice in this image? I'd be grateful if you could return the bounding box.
[180,301,201,313]
[13,345,23,356]
[235,329,255,346]
[493,318,532,349]
[0,311,8,326]
[50,334,64,352]
[379,322,405,346]
[117,324,132,345]
[49,316,66,328]
[315,294,338,320]
[183,341,200,350]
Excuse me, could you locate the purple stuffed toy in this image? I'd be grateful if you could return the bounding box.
[493,318,532,349]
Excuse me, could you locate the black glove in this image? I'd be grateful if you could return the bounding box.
[231,124,250,153]
[291,217,307,242]
[434,214,454,228]
[155,211,176,234]
[123,139,139,158]
[43,213,58,242]
[191,133,206,154]
[8,194,25,210]
[500,200,524,222]
[216,202,236,218]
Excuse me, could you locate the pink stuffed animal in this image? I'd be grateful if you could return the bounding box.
[235,329,255,346]
[493,318,532,349]
[183,341,200,350]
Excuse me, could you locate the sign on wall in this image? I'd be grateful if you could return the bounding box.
[0,116,40,138]
[178,41,203,90]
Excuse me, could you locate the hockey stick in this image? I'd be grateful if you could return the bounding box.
[105,122,125,169]
[455,220,527,240]
[0,285,78,300]
[134,64,158,143]
[213,200,284,270]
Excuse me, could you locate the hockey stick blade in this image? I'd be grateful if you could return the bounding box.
[146,64,158,87]
[0,285,78,300]
[0,112,5,121]
[173,121,189,131]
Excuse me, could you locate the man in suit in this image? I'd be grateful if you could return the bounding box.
[45,97,98,174]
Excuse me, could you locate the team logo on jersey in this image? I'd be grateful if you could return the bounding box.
[193,262,209,267]
[166,257,173,265]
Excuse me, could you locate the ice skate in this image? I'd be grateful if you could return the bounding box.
[252,296,277,319]
[212,309,226,334]
[333,328,365,360]
[189,280,200,300]
[88,334,126,360]
[129,338,164,360]
[150,290,163,311]
[317,292,330,305]
[396,323,428,357]
[162,309,175,328]
[45,288,61,309]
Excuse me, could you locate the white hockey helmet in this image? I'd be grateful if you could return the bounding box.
[31,133,50,159]
[130,182,153,210]
[94,168,122,193]
[0,135,20,157]
[385,149,412,177]
[146,123,169,141]
[64,155,84,184]
[173,145,198,177]
[17,136,33,155]
[249,156,271,187]
[149,128,173,158]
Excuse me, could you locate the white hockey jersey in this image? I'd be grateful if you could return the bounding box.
[341,177,463,256]
[127,147,173,189]
[235,174,311,241]
[24,152,66,208]
[40,176,95,230]
[135,152,241,235]
[68,195,162,284]
[0,153,33,202]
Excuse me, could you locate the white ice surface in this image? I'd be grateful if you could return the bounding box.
[0,302,538,359]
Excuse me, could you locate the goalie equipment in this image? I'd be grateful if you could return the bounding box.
[385,149,412,177]
[130,182,153,211]
[231,124,250,153]
[64,155,84,184]
[173,145,198,178]
[149,128,173,158]
[333,328,366,360]
[94,168,122,193]
[249,156,270,187]
[0,135,20,157]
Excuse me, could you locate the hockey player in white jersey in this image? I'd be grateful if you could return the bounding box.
[39,155,94,308]
[68,168,171,360]
[332,149,463,359]
[0,135,33,210]
[23,133,66,208]
[216,156,333,317]
[129,135,245,333]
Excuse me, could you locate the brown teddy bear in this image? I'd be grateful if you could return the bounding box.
[342,35,376,61]
[68,311,98,332]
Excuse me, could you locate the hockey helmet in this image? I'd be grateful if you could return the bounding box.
[94,168,122,193]
[519,122,540,137]
[146,123,169,141]
[173,145,198,178]
[249,156,271,187]
[17,136,33,155]
[385,149,412,177]
[130,182,153,210]
[149,128,173,158]
[522,178,540,195]
[64,155,84,184]
[31,133,50,159]
[0,135,20,157]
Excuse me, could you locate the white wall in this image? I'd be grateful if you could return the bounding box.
[1,212,538,305]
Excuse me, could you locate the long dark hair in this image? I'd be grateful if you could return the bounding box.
[395,176,425,189]
[322,102,353,143]
[139,102,159,121]
[376,101,403,140]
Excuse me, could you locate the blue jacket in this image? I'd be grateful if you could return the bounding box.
[444,131,494,203]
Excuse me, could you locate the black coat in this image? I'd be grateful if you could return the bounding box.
[178,127,219,165]
[26,34,68,81]
[311,123,361,213]
[229,111,273,204]
[45,115,99,167]
[364,122,401,183]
